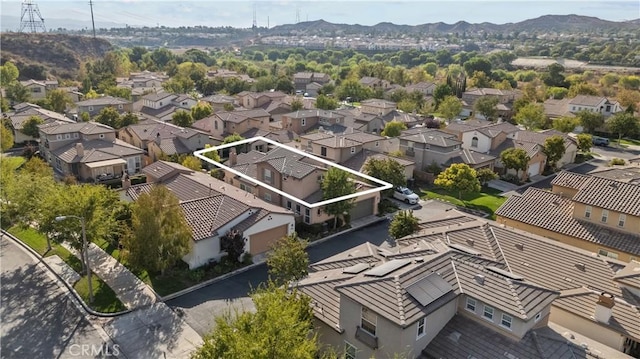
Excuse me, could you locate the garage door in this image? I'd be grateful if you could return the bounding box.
[350,198,375,221]
[527,162,541,177]
[248,224,288,255]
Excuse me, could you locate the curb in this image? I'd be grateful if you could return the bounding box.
[1,229,132,318]
[161,216,390,301]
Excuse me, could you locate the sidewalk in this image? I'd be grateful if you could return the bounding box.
[62,242,157,310]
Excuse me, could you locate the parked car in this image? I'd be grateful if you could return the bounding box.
[393,186,420,204]
[593,137,610,146]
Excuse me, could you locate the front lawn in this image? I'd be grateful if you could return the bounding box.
[419,187,507,220]
[7,226,126,313]
[2,156,26,171]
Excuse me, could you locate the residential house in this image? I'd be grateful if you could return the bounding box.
[5,103,74,143]
[74,96,133,117]
[124,161,294,269]
[496,170,640,262]
[342,150,415,180]
[201,94,237,112]
[404,82,436,96]
[192,108,271,141]
[118,119,213,162]
[280,109,346,135]
[360,99,397,117]
[206,69,255,83]
[134,93,197,122]
[461,88,522,120]
[297,131,394,164]
[332,108,386,134]
[359,77,391,91]
[293,72,331,94]
[19,79,58,100]
[117,71,168,100]
[225,146,380,224]
[544,95,623,120]
[38,121,144,181]
[300,210,640,358]
[237,91,286,110]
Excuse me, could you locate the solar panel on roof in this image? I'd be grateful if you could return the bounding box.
[363,259,411,277]
[343,263,370,274]
[405,273,453,307]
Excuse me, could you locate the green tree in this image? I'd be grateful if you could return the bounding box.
[1,124,14,152]
[389,210,419,239]
[514,103,547,130]
[473,96,499,121]
[576,110,604,134]
[438,96,463,121]
[84,89,100,99]
[220,229,246,263]
[567,83,598,98]
[463,57,492,76]
[104,86,132,100]
[381,120,407,137]
[552,116,579,133]
[6,82,30,103]
[576,133,592,153]
[123,185,192,274]
[45,89,73,113]
[291,98,304,111]
[192,283,317,359]
[181,155,202,171]
[191,102,213,121]
[315,94,338,110]
[434,163,481,200]
[22,115,45,138]
[322,168,356,229]
[433,84,453,107]
[618,75,640,90]
[362,158,406,196]
[266,233,309,285]
[542,63,567,88]
[94,107,121,128]
[607,113,640,146]
[0,62,19,87]
[117,112,139,128]
[172,110,194,127]
[500,148,530,181]
[476,168,498,186]
[542,135,566,170]
[617,89,640,110]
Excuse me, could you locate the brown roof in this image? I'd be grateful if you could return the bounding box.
[180,195,250,240]
[568,95,606,107]
[572,175,640,216]
[53,139,143,164]
[495,187,640,256]
[341,150,414,173]
[39,121,115,135]
[613,260,640,289]
[75,96,130,106]
[141,160,189,181]
[551,170,590,189]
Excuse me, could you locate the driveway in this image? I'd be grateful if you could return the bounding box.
[487,179,519,192]
[591,144,640,161]
[0,236,108,359]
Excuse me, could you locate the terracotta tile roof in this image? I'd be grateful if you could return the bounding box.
[215,109,270,124]
[491,138,541,158]
[589,167,640,184]
[572,176,640,216]
[157,137,191,155]
[141,160,189,181]
[39,121,115,135]
[53,139,143,164]
[445,149,496,166]
[180,195,250,241]
[233,208,271,234]
[309,242,380,271]
[400,129,461,147]
[568,95,606,107]
[495,187,640,256]
[551,170,590,189]
[233,147,319,180]
[75,96,130,106]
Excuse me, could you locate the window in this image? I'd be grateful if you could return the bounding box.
[99,134,105,139]
[350,146,356,154]
[264,192,272,202]
[601,209,609,223]
[263,168,272,184]
[321,147,327,157]
[73,133,79,138]
[304,208,311,224]
[416,317,426,339]
[598,249,619,259]
[64,133,70,139]
[240,183,252,193]
[88,106,94,111]
[483,305,494,321]
[375,141,379,147]
[585,206,592,219]
[344,342,357,359]
[301,118,306,126]
[118,104,123,109]
[56,134,63,140]
[465,298,476,312]
[361,306,377,336]
[407,141,414,148]
[501,314,513,330]
[286,201,292,210]
[618,214,626,227]
[534,312,542,323]
[471,136,479,148]
[295,204,301,215]
[214,121,218,130]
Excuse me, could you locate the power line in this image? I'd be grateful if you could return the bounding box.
[19,0,46,33]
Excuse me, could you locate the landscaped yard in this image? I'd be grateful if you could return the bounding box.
[2,156,26,171]
[7,226,126,313]
[419,186,508,220]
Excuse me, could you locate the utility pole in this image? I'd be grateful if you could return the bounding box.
[89,0,96,38]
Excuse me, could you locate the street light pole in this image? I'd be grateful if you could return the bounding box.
[55,215,93,304]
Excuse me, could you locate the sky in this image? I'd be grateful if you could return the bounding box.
[1,0,638,29]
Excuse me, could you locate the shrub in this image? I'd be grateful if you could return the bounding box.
[610,158,626,166]
[501,173,521,184]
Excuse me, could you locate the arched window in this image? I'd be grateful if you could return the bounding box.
[471,136,479,148]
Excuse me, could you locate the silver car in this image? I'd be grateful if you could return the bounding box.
[393,186,420,204]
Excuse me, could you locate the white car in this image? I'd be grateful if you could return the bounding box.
[393,187,420,204]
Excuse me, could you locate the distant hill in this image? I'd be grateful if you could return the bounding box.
[267,14,639,36]
[0,33,112,80]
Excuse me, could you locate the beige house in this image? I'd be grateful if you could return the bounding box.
[359,77,391,91]
[237,91,286,109]
[496,171,640,262]
[360,99,397,117]
[38,121,143,181]
[74,96,133,117]
[122,161,294,269]
[280,110,346,135]
[296,131,393,164]
[192,108,271,140]
[225,146,380,224]
[20,79,58,100]
[300,210,640,358]
[6,103,74,143]
[293,72,331,93]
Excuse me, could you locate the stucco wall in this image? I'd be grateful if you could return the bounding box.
[462,131,492,153]
[550,306,624,352]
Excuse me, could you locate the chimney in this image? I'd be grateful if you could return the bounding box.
[75,142,84,157]
[594,292,615,323]
[155,132,161,145]
[121,174,131,190]
[229,148,237,166]
[474,274,485,285]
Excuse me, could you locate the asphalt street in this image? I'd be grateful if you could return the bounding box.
[0,236,108,359]
[166,220,392,336]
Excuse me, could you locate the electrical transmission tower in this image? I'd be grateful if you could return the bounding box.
[252,3,257,30]
[19,0,46,33]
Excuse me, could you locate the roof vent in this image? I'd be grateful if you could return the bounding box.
[466,238,475,246]
[609,182,618,188]
[474,274,485,285]
[515,243,524,251]
[575,263,586,272]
